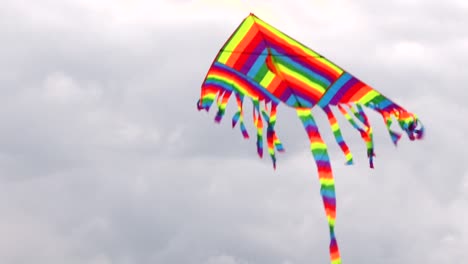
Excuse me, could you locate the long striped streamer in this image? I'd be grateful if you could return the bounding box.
[297,108,340,264]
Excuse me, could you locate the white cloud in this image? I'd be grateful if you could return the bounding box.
[204,255,248,264]
[43,72,102,104]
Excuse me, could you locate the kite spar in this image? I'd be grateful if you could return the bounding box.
[197,13,424,264]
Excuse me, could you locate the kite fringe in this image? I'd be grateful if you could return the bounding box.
[322,106,354,165]
[232,93,250,139]
[336,104,375,168]
[199,89,285,169]
[326,102,424,169]
[198,87,424,171]
[199,88,424,171]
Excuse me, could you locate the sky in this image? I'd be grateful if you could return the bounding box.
[0,0,467,263]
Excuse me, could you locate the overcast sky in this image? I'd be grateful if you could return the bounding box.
[0,1,466,264]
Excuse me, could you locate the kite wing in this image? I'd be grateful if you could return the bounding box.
[197,13,424,264]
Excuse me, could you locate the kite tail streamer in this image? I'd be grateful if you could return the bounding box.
[322,106,353,165]
[261,102,284,169]
[268,103,285,153]
[231,93,241,126]
[395,111,424,140]
[232,93,249,139]
[337,104,375,168]
[362,99,424,143]
[197,85,219,112]
[380,111,402,145]
[274,133,284,152]
[296,108,341,264]
[350,104,375,168]
[253,99,264,158]
[215,90,232,123]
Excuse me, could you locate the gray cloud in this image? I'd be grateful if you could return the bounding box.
[0,1,466,264]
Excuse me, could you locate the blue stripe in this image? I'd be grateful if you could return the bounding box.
[318,73,352,108]
[286,95,297,106]
[375,99,393,110]
[297,96,314,108]
[247,49,268,78]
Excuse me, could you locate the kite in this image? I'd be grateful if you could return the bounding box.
[196,13,424,264]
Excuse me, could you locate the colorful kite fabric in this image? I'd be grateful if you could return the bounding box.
[197,13,424,264]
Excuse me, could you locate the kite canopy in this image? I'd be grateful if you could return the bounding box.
[197,13,424,264]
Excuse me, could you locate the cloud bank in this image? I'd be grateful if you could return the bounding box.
[0,0,466,263]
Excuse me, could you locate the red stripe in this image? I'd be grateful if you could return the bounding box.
[266,75,283,94]
[339,81,366,103]
[348,85,372,103]
[209,67,266,100]
[272,81,289,100]
[201,84,221,97]
[232,32,264,70]
[226,26,258,67]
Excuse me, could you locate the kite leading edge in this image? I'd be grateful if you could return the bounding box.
[196,13,424,264]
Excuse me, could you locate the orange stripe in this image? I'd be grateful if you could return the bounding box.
[226,26,258,67]
[284,74,323,101]
[266,75,282,94]
[348,85,372,102]
[330,251,340,260]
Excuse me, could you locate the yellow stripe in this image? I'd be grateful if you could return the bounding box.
[331,123,339,131]
[320,178,335,186]
[218,17,255,64]
[311,142,327,149]
[318,57,344,76]
[259,70,275,87]
[296,108,310,115]
[331,259,341,264]
[203,94,216,100]
[359,90,379,104]
[278,64,326,94]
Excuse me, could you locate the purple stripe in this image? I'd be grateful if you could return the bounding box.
[240,42,267,74]
[279,87,293,102]
[329,77,359,105]
[322,196,336,206]
[316,160,332,169]
[304,125,319,134]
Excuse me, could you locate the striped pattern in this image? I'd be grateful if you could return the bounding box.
[216,14,343,108]
[297,108,341,264]
[197,13,425,264]
[337,104,375,168]
[323,106,353,165]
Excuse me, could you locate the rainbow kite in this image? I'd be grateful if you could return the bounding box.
[197,13,424,264]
